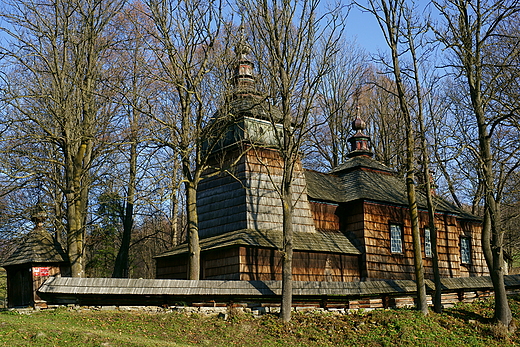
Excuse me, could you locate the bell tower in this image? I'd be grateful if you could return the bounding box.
[197,27,314,238]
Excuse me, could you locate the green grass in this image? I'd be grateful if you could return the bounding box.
[0,270,6,308]
[0,296,519,346]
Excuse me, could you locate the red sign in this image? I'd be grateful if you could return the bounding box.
[33,267,50,277]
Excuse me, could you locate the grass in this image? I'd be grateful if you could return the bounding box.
[0,296,519,346]
[0,270,6,308]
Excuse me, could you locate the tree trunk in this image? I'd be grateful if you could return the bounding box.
[491,244,512,326]
[66,142,90,278]
[186,180,200,280]
[408,24,442,312]
[479,121,512,327]
[112,133,137,278]
[426,188,442,313]
[112,201,133,278]
[406,164,429,315]
[280,181,293,322]
[388,9,429,314]
[431,0,516,328]
[170,187,179,247]
[66,199,84,278]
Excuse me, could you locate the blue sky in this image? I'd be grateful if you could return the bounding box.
[345,5,388,54]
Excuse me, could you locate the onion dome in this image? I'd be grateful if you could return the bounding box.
[347,111,373,158]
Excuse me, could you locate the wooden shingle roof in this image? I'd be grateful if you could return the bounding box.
[305,156,479,221]
[228,95,283,123]
[2,228,68,267]
[38,275,520,300]
[155,228,361,259]
[330,156,394,175]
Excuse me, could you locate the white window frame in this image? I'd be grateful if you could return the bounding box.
[390,224,403,253]
[424,228,432,258]
[460,237,471,264]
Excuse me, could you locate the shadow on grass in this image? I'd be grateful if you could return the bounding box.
[447,308,492,324]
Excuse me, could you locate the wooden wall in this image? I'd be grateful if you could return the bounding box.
[337,202,366,278]
[155,246,360,282]
[239,247,359,281]
[198,145,315,238]
[243,148,315,233]
[156,256,188,279]
[309,201,340,231]
[204,248,241,280]
[158,198,487,282]
[6,263,65,307]
[197,148,248,238]
[360,201,488,280]
[454,219,487,276]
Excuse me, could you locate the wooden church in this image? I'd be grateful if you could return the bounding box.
[154,41,488,283]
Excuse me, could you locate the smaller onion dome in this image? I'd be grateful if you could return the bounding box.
[347,111,373,158]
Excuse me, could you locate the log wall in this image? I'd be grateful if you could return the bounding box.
[239,247,360,282]
[361,201,488,280]
[156,246,360,282]
[156,256,188,279]
[337,202,366,278]
[6,263,65,308]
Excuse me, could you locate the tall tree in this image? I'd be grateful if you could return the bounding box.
[144,0,227,279]
[360,0,429,315]
[108,2,157,278]
[432,0,520,328]
[240,0,344,321]
[0,0,124,277]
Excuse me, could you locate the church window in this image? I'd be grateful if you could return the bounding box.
[390,224,403,253]
[424,228,432,258]
[460,237,471,264]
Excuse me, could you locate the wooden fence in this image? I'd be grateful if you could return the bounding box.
[34,275,520,310]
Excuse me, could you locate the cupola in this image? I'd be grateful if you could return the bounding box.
[347,109,373,158]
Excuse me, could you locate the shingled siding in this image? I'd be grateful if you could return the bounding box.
[244,149,315,233]
[156,256,188,279]
[239,247,360,281]
[361,201,488,281]
[420,211,486,277]
[197,151,248,238]
[454,219,487,277]
[310,201,340,231]
[198,146,314,238]
[337,202,367,279]
[156,246,360,282]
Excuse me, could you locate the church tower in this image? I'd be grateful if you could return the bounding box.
[196,29,315,239]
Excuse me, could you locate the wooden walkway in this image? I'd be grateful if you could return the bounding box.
[37,275,520,307]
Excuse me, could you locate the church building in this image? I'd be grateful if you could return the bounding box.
[154,40,488,283]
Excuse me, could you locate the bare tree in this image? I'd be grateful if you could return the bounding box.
[107,3,156,278]
[0,0,124,277]
[359,0,429,315]
[240,0,344,321]
[303,40,370,172]
[432,0,520,328]
[144,0,229,279]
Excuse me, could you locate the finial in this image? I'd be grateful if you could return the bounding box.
[31,201,47,229]
[234,22,249,57]
[232,22,255,92]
